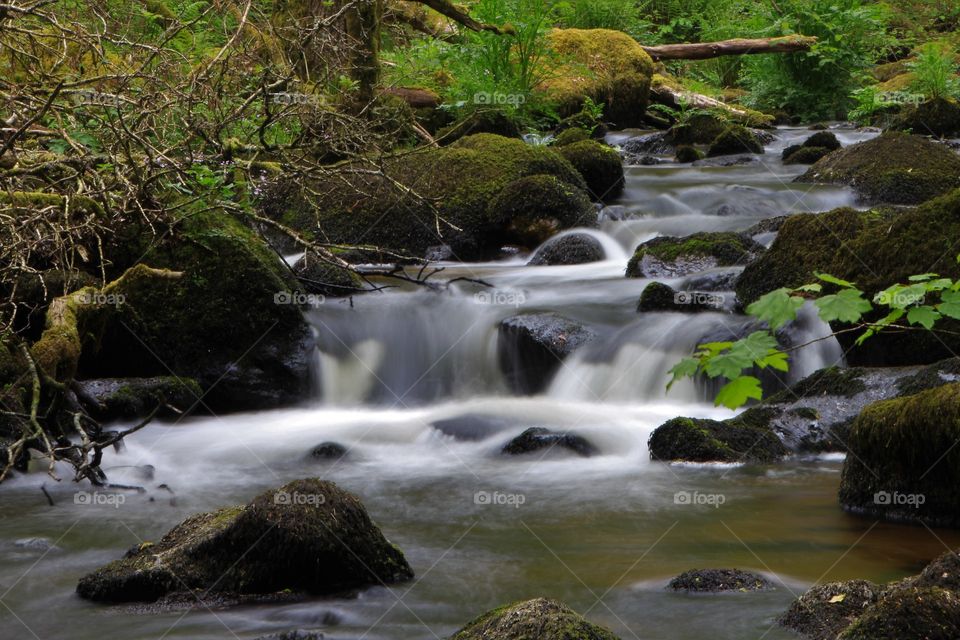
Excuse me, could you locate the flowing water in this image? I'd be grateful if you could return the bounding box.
[3,127,960,640]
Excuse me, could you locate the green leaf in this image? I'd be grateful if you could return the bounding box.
[816,289,873,323]
[715,376,763,410]
[704,349,754,380]
[938,290,960,320]
[908,273,939,282]
[667,357,701,390]
[815,272,857,289]
[746,288,804,330]
[757,350,790,372]
[796,283,823,293]
[907,306,941,330]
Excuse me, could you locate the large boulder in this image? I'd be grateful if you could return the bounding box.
[260,134,594,261]
[498,313,596,394]
[648,412,788,464]
[73,377,202,421]
[541,29,654,129]
[779,580,883,640]
[76,479,412,603]
[554,140,625,201]
[706,125,765,157]
[796,132,960,205]
[627,232,764,279]
[838,587,960,640]
[450,598,620,640]
[528,233,605,266]
[839,383,960,527]
[889,97,960,138]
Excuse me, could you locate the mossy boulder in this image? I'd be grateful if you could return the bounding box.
[838,587,960,640]
[73,377,202,421]
[784,146,833,165]
[706,125,765,157]
[804,131,842,151]
[648,412,788,463]
[779,580,882,640]
[674,145,702,163]
[627,232,764,279]
[637,281,722,313]
[528,233,605,266]
[450,598,620,640]
[437,108,524,145]
[541,28,654,129]
[668,568,773,593]
[796,132,960,205]
[83,209,313,412]
[76,479,412,603]
[889,97,960,138]
[667,113,731,146]
[260,134,593,261]
[554,140,625,201]
[552,127,591,147]
[839,383,960,527]
[488,174,596,247]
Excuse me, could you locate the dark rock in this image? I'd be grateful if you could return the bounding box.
[501,427,598,457]
[838,587,960,640]
[889,97,960,138]
[309,442,348,461]
[528,233,605,266]
[809,123,828,131]
[913,549,960,593]
[784,146,833,165]
[552,127,591,147]
[255,631,325,640]
[76,479,413,603]
[637,282,724,313]
[680,269,741,292]
[555,140,625,201]
[621,132,672,158]
[74,377,202,421]
[707,125,765,157]
[626,232,764,278]
[488,174,597,248]
[668,568,773,593]
[450,597,620,640]
[796,131,960,205]
[804,131,842,150]
[779,580,882,640]
[742,216,789,238]
[668,113,730,146]
[498,313,596,394]
[648,412,788,463]
[674,145,702,163]
[431,414,515,441]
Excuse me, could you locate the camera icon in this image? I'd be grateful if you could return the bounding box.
[274,291,292,305]
[874,491,892,505]
[673,491,692,505]
[473,92,492,105]
[673,292,691,305]
[474,491,491,505]
[74,491,91,505]
[274,491,292,505]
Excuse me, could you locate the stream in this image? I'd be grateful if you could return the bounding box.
[3,126,960,640]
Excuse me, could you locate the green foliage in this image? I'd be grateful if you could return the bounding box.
[669,257,960,409]
[555,0,653,38]
[908,42,960,100]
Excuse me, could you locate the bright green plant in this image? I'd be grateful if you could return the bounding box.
[669,261,960,409]
[555,0,653,38]
[908,42,960,100]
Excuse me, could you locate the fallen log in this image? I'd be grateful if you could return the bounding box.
[642,35,817,61]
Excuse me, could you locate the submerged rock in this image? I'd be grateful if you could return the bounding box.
[76,479,412,603]
[498,313,596,394]
[648,413,788,464]
[528,233,605,266]
[627,232,764,279]
[796,132,960,205]
[668,569,773,593]
[501,427,598,457]
[779,580,882,640]
[309,442,348,461]
[637,281,724,313]
[450,597,620,640]
[431,414,515,441]
[255,631,325,640]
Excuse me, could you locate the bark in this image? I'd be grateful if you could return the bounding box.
[642,35,817,61]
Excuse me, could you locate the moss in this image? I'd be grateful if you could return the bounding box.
[890,97,960,137]
[554,140,624,201]
[668,113,730,145]
[668,569,773,593]
[767,366,868,403]
[436,108,523,145]
[877,72,916,92]
[488,174,595,247]
[552,127,591,147]
[784,146,832,165]
[874,60,910,82]
[707,125,764,157]
[648,412,787,463]
[797,131,960,205]
[804,131,842,150]
[0,191,103,217]
[261,133,591,260]
[839,383,960,526]
[450,598,619,640]
[838,587,960,640]
[628,232,764,278]
[897,358,960,397]
[542,28,654,128]
[779,580,883,640]
[77,479,413,603]
[675,145,702,163]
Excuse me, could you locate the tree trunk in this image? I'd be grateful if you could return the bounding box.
[642,36,817,61]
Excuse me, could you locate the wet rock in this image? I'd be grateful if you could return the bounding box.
[637,282,723,313]
[292,252,364,297]
[679,269,741,293]
[796,131,960,205]
[498,313,596,394]
[779,580,882,640]
[742,215,789,239]
[889,97,960,138]
[839,383,960,527]
[488,174,597,249]
[76,479,413,603]
[551,127,591,147]
[528,233,605,266]
[912,548,960,592]
[707,125,765,157]
[255,632,325,640]
[674,145,702,163]
[74,377,202,421]
[668,569,773,593]
[555,140,625,201]
[804,131,842,150]
[669,113,730,146]
[13,538,60,553]
[431,414,514,441]
[784,146,833,165]
[626,232,764,279]
[450,597,620,640]
[838,587,960,640]
[648,411,788,463]
[309,442,348,461]
[621,132,672,159]
[501,427,598,457]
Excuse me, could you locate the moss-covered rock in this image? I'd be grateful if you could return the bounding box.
[541,28,654,129]
[552,127,591,147]
[706,125,765,157]
[76,479,412,603]
[804,131,842,151]
[450,598,620,640]
[488,174,596,248]
[674,145,702,163]
[667,113,731,146]
[528,233,605,266]
[554,140,625,201]
[839,384,960,527]
[889,97,960,138]
[627,232,764,279]
[838,587,960,640]
[648,411,788,463]
[784,146,833,165]
[796,132,960,205]
[436,108,524,145]
[779,580,882,640]
[260,134,592,261]
[668,568,773,593]
[637,281,722,313]
[73,377,202,421]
